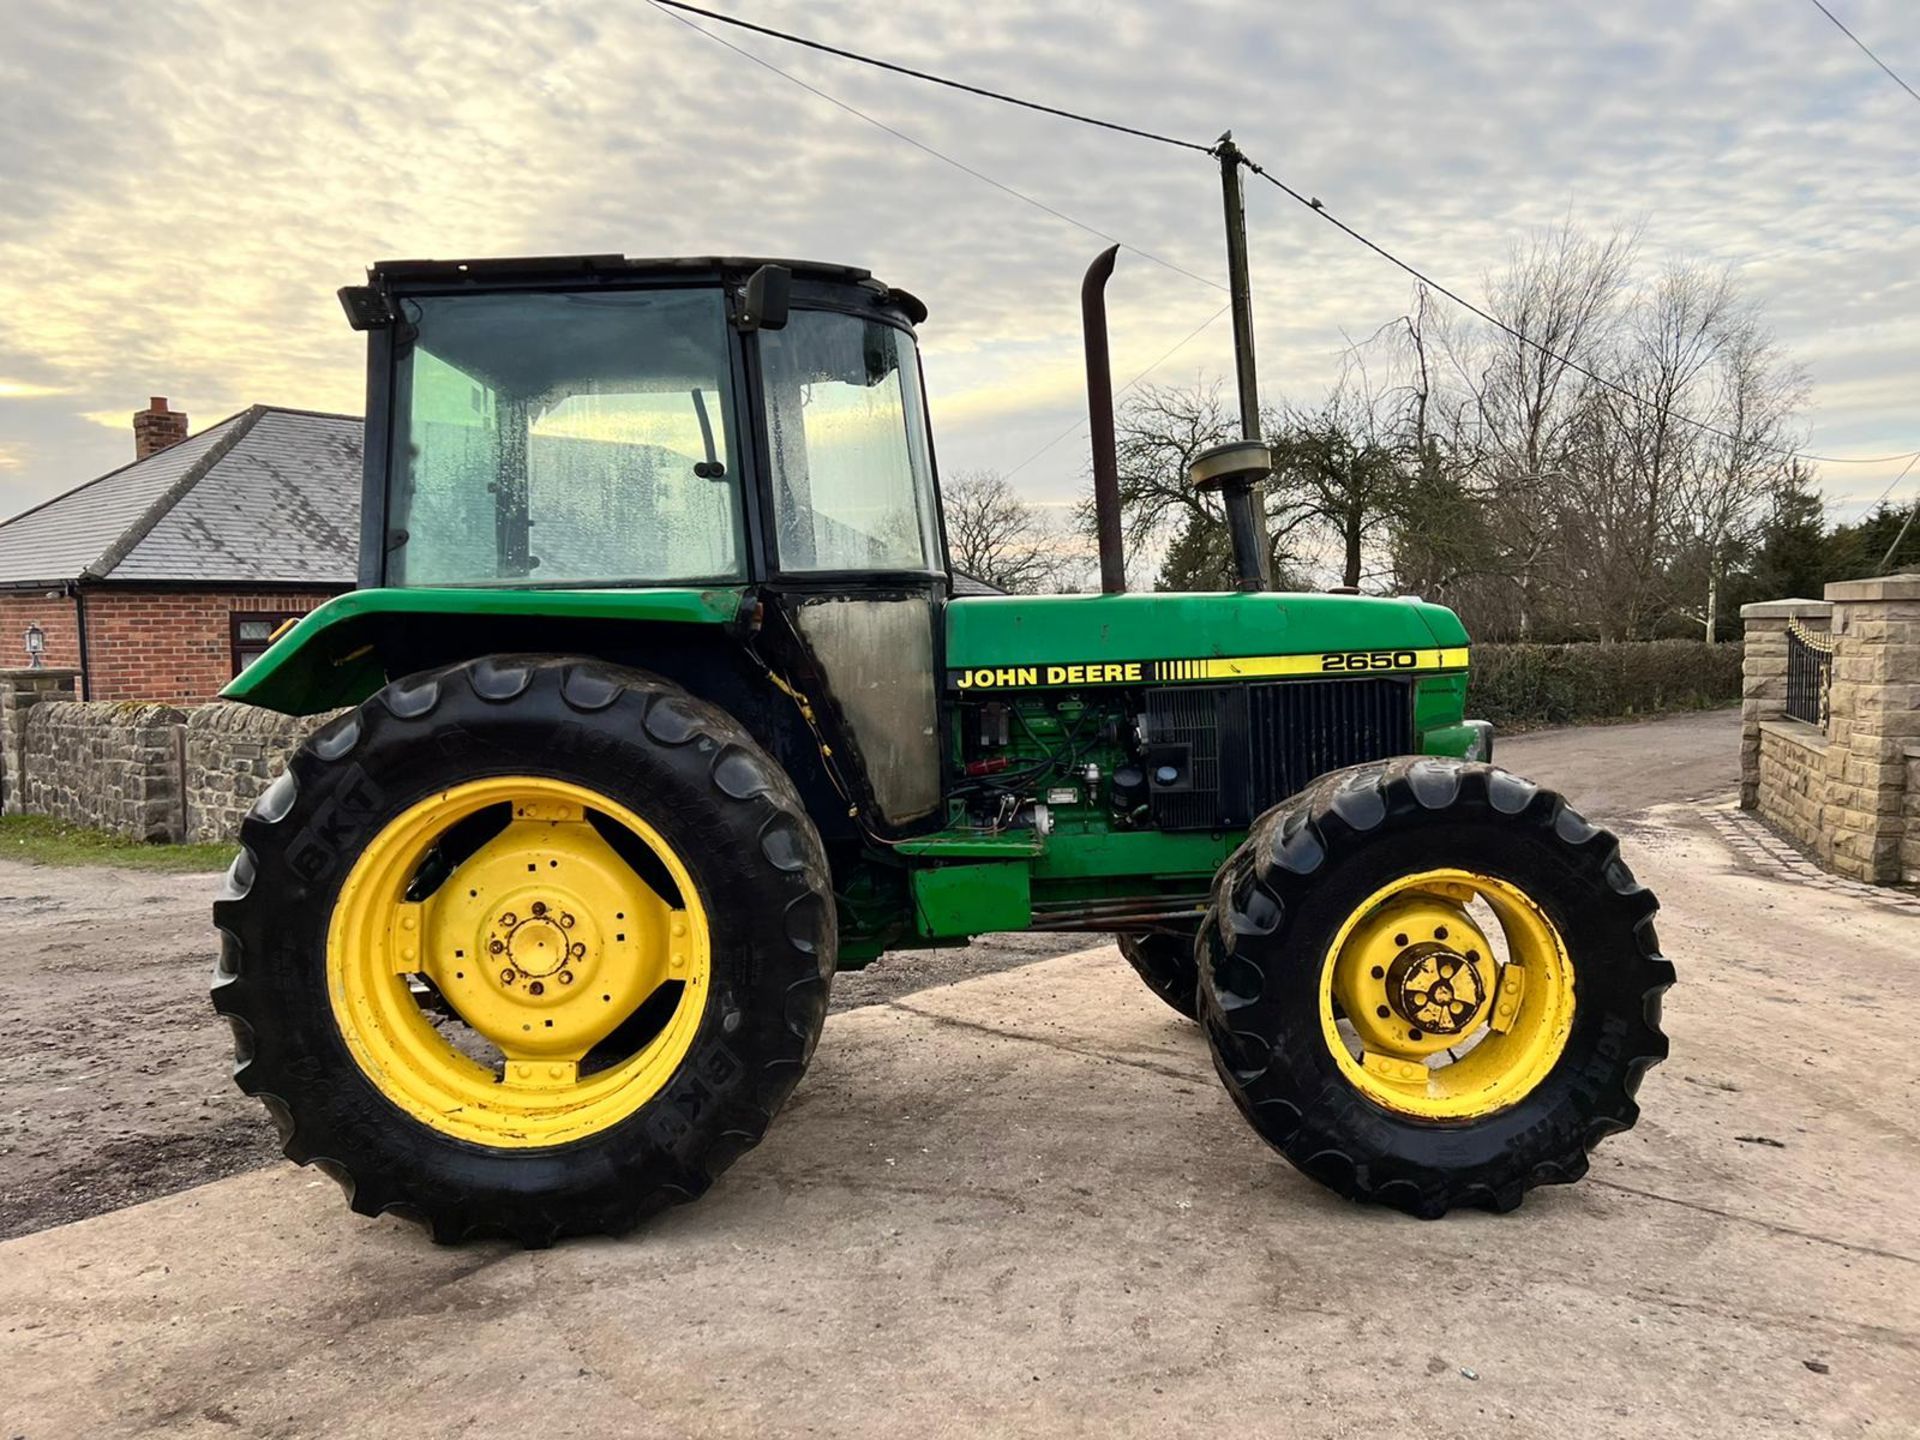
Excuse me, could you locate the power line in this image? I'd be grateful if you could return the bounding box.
[650,1,1916,469]
[1852,449,1919,519]
[647,0,1214,151]
[645,2,1224,295]
[1806,0,1920,106]
[1239,158,1920,467]
[1005,304,1231,478]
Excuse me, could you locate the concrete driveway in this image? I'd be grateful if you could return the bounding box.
[3,709,1916,1438]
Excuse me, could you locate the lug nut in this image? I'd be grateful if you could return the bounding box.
[488,938,504,955]
[501,912,517,927]
[569,942,586,958]
[529,980,545,996]
[559,913,575,929]
[558,970,574,985]
[531,901,547,916]
[499,968,515,985]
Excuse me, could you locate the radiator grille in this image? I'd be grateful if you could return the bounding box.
[1146,678,1414,831]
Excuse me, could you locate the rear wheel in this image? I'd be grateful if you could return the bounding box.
[211,656,835,1245]
[1116,932,1199,1020]
[1198,757,1671,1218]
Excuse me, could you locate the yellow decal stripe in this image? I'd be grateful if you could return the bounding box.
[948,647,1467,690]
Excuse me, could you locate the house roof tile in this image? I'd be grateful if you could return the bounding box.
[0,408,362,587]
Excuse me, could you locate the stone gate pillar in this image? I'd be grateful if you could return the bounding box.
[1824,575,1920,885]
[0,667,79,815]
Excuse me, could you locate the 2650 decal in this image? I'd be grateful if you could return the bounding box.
[1320,649,1421,673]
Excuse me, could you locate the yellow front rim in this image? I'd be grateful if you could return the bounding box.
[1318,868,1574,1120]
[326,777,712,1148]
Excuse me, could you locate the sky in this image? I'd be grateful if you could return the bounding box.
[0,0,1915,530]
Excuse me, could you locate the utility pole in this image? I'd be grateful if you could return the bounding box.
[1215,132,1272,589]
[1880,499,1917,574]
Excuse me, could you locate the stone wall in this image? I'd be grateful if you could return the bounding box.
[1741,574,1920,885]
[1755,722,1831,864]
[0,669,330,844]
[22,700,188,842]
[186,703,336,843]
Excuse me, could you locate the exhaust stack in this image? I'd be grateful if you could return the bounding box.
[1081,246,1127,595]
[1082,246,1270,593]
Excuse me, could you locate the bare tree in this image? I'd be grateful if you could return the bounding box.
[1475,223,1637,637]
[1387,288,1501,607]
[1671,306,1809,640]
[943,470,1057,594]
[1556,260,1735,638]
[1276,341,1412,590]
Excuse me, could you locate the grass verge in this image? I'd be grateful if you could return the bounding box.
[0,815,235,873]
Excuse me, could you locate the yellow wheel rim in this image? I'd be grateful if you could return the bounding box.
[326,776,711,1148]
[1318,867,1574,1120]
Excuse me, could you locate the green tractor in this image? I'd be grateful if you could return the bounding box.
[211,253,1670,1244]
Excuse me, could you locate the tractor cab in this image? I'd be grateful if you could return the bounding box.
[351,256,945,594]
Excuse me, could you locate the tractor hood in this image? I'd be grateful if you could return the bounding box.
[943,591,1467,690]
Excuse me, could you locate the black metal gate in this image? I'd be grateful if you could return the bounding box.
[1785,622,1833,727]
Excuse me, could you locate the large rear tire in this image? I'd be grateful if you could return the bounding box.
[1198,757,1671,1218]
[211,656,835,1245]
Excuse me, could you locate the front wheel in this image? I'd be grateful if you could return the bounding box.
[211,656,836,1245]
[1198,757,1671,1218]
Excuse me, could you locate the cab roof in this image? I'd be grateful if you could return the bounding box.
[363,254,925,323]
[370,254,868,288]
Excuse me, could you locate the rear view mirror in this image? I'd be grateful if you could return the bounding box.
[740,264,791,331]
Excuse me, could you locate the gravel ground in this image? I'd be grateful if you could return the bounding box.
[0,709,1740,1240]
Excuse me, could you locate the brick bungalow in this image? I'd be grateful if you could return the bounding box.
[0,399,359,701]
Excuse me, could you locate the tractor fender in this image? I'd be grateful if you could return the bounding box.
[221,586,747,715]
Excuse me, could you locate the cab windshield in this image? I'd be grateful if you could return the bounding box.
[761,309,943,575]
[387,288,745,587]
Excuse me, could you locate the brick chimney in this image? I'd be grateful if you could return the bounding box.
[133,397,189,459]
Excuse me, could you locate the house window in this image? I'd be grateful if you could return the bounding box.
[231,611,302,676]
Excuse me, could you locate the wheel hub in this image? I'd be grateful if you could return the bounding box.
[412,811,688,1060]
[1330,893,1497,1061]
[1386,942,1488,1036]
[495,903,583,984]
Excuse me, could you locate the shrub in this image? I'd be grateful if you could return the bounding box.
[1466,640,1743,732]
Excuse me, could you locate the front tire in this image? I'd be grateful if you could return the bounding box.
[1198,757,1671,1218]
[211,656,836,1245]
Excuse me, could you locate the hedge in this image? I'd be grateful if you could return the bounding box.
[1465,640,1744,732]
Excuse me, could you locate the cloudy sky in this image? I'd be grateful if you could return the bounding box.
[1,0,1914,527]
